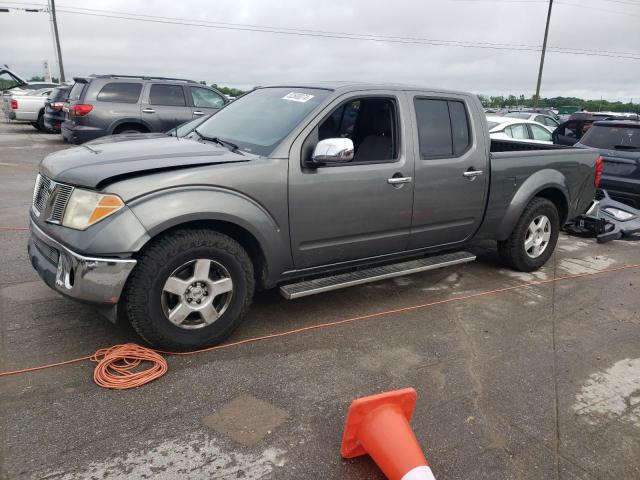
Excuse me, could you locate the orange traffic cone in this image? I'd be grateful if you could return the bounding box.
[340,388,435,480]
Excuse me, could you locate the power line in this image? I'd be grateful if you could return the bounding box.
[47,5,640,59]
[556,0,640,17]
[451,0,640,15]
[2,1,639,60]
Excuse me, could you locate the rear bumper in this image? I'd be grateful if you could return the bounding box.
[28,219,137,306]
[44,112,65,132]
[61,121,106,144]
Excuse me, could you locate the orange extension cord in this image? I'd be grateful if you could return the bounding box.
[91,344,168,390]
[1,261,639,389]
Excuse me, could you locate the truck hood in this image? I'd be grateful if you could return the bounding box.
[41,137,252,188]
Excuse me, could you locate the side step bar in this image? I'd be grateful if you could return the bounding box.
[280,251,476,300]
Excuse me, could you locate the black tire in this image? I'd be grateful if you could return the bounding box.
[36,112,47,132]
[124,229,254,351]
[497,197,560,272]
[31,120,41,131]
[116,126,146,135]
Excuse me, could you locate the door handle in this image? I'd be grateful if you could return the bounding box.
[142,108,155,114]
[387,176,413,185]
[193,110,205,116]
[463,169,483,179]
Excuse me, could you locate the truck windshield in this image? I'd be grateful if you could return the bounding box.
[580,125,640,151]
[193,87,330,156]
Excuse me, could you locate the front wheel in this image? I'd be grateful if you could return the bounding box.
[498,197,560,272]
[124,229,254,350]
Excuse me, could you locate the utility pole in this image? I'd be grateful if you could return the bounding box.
[534,0,553,107]
[49,0,65,82]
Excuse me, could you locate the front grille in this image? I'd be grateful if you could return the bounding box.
[32,235,59,265]
[49,184,73,223]
[32,174,74,223]
[32,174,52,215]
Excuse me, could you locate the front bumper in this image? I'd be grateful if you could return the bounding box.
[28,219,137,306]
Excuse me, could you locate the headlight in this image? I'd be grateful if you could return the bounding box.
[603,207,635,221]
[62,189,124,230]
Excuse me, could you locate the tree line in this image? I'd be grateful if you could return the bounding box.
[4,77,636,112]
[478,94,638,113]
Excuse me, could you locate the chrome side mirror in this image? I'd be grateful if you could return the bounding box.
[311,138,354,165]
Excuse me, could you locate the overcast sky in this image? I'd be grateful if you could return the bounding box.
[2,0,639,101]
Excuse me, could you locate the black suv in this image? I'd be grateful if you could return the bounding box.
[576,120,640,208]
[61,74,228,144]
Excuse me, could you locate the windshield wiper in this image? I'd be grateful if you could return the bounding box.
[613,145,639,150]
[193,128,240,153]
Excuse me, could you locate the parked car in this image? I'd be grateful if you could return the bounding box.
[28,82,600,349]
[506,108,560,121]
[61,74,229,144]
[486,116,554,144]
[4,87,56,131]
[43,85,71,133]
[504,111,560,129]
[552,113,631,146]
[576,120,640,208]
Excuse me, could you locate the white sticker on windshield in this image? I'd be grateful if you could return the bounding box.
[282,92,315,103]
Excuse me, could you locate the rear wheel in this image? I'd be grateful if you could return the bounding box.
[36,112,47,132]
[124,229,254,350]
[498,197,560,272]
[114,125,147,135]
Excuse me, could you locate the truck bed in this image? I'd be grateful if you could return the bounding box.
[476,140,600,241]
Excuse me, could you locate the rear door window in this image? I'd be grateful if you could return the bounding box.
[96,82,142,103]
[414,98,471,158]
[530,124,552,141]
[509,123,529,139]
[449,101,471,155]
[190,87,225,108]
[150,84,186,106]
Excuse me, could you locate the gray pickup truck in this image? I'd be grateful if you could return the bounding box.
[28,83,601,349]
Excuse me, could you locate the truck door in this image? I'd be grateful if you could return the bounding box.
[407,93,489,249]
[142,83,193,132]
[288,92,414,269]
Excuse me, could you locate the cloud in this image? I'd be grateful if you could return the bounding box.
[1,0,639,101]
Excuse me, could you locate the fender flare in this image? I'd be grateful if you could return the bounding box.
[107,117,153,134]
[128,186,291,284]
[496,169,570,240]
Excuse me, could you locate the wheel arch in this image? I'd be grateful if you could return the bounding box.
[127,186,292,289]
[109,118,152,134]
[139,219,269,289]
[496,169,570,241]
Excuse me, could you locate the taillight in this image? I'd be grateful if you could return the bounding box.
[594,155,603,188]
[71,104,93,117]
[10,99,17,109]
[51,102,64,111]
